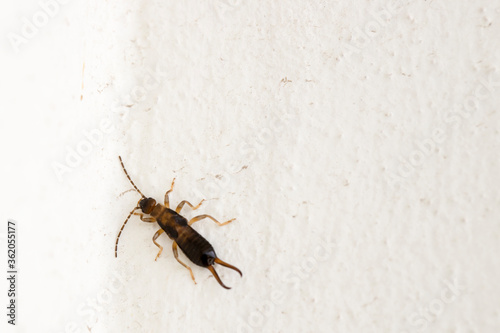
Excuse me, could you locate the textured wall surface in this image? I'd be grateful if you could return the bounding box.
[1,1,499,332]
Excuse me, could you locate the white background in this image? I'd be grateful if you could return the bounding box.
[1,0,499,332]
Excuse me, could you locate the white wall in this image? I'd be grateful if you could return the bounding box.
[1,1,499,332]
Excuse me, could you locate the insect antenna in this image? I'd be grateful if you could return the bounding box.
[118,156,146,198]
[115,206,140,257]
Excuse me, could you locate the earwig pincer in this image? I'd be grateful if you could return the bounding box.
[115,156,242,289]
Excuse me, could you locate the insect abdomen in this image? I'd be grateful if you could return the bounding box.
[176,226,216,267]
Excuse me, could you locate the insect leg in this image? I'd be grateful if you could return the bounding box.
[175,199,205,214]
[152,229,164,261]
[172,241,197,284]
[163,178,176,208]
[133,212,156,222]
[188,214,235,227]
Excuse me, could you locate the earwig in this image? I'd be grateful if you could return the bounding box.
[115,156,242,289]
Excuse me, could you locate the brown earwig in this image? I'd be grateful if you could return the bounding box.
[115,156,242,289]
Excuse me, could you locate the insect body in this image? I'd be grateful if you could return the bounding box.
[115,156,242,289]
